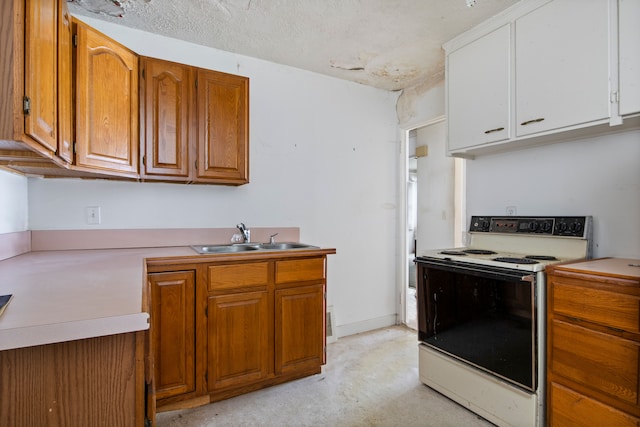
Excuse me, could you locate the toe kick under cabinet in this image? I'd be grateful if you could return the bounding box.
[546,258,640,426]
[147,253,329,411]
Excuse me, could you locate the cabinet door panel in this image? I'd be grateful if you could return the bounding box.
[24,0,57,153]
[447,24,511,151]
[549,382,640,427]
[141,58,192,179]
[196,69,248,184]
[619,0,640,116]
[208,262,269,292]
[552,280,640,334]
[550,319,640,405]
[208,291,269,391]
[75,22,138,174]
[515,0,609,136]
[275,258,325,284]
[275,284,325,374]
[150,271,196,401]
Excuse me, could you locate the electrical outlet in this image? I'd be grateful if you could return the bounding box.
[505,206,517,216]
[86,206,101,224]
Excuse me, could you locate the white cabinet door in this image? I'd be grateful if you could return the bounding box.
[515,0,610,137]
[619,0,640,116]
[447,24,511,152]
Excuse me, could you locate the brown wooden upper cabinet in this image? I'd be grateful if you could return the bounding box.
[24,0,58,154]
[0,0,72,164]
[74,20,139,177]
[140,57,249,185]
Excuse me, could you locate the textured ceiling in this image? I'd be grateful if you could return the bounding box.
[68,0,519,91]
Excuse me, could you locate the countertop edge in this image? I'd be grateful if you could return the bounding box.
[0,312,149,351]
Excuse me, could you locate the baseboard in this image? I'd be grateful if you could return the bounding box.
[334,314,397,338]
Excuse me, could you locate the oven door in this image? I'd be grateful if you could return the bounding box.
[415,257,537,392]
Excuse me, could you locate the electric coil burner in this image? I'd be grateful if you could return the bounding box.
[415,216,592,427]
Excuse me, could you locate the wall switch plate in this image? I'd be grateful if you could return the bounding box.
[86,206,101,224]
[506,206,517,216]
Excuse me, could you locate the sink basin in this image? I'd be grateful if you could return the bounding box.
[259,242,318,250]
[191,244,259,254]
[191,242,318,254]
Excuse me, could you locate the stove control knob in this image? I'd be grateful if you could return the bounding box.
[569,222,583,233]
[541,223,551,232]
[529,222,539,231]
[557,223,567,232]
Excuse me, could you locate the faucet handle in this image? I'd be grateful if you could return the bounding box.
[269,233,279,244]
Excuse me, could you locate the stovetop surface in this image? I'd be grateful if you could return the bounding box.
[416,216,593,272]
[417,247,574,272]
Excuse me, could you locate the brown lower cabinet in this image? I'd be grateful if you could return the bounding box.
[546,258,640,426]
[0,332,148,426]
[148,254,328,411]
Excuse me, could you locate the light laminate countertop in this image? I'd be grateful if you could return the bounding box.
[0,246,195,351]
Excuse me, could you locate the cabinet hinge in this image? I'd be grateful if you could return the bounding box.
[23,96,30,115]
[141,67,145,80]
[205,305,208,317]
[195,79,198,89]
[73,34,78,48]
[73,142,76,154]
[205,371,208,383]
[142,155,146,166]
[610,91,619,103]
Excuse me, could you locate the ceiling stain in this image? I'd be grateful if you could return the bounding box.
[67,0,519,92]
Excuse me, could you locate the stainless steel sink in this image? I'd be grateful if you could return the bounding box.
[258,242,317,250]
[191,244,259,254]
[191,242,318,254]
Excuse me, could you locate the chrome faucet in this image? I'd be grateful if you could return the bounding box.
[269,233,279,244]
[236,223,251,243]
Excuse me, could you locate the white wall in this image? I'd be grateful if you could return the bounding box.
[0,169,28,234]
[466,129,640,259]
[414,120,455,253]
[27,17,401,336]
[399,84,640,261]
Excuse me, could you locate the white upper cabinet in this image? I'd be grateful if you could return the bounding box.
[619,0,640,116]
[447,25,511,151]
[444,0,638,158]
[515,0,610,137]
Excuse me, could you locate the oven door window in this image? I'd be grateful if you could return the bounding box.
[417,260,536,392]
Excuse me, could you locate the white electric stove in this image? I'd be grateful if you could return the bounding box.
[415,216,592,427]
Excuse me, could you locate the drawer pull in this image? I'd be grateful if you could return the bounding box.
[484,127,505,134]
[520,117,545,126]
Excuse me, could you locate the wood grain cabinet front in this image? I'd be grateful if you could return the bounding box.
[140,57,249,185]
[547,258,640,426]
[149,270,196,401]
[74,20,139,176]
[0,0,73,166]
[150,254,329,411]
[207,261,270,392]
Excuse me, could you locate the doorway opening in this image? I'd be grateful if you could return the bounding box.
[398,117,465,330]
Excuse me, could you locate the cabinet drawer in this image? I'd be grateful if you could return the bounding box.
[552,281,640,334]
[549,382,640,427]
[208,262,269,291]
[275,258,325,284]
[550,319,640,406]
